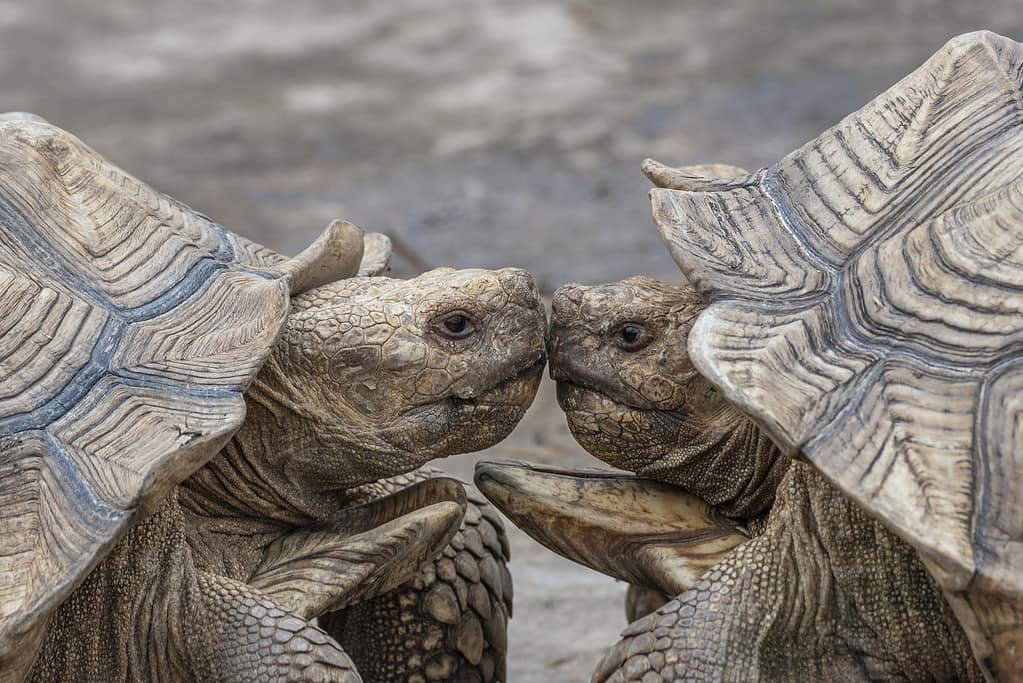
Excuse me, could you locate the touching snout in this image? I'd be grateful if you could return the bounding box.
[548,284,595,383]
[549,282,635,390]
[490,268,548,368]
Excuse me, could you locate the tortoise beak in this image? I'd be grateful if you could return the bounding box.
[474,460,748,597]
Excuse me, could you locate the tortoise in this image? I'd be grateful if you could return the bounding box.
[0,114,547,682]
[477,31,1022,681]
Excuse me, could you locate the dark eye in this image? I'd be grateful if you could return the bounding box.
[437,312,476,339]
[614,323,651,351]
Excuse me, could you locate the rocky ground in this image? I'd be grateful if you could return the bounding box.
[3,1,1020,680]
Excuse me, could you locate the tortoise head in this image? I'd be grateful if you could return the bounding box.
[473,275,787,615]
[547,275,787,519]
[258,266,546,490]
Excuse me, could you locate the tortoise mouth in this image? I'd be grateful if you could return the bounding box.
[555,378,659,416]
[549,350,669,413]
[400,355,545,416]
[456,356,546,409]
[401,356,546,427]
[554,380,688,472]
[393,357,545,459]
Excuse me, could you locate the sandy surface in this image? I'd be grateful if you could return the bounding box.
[3,2,1020,680]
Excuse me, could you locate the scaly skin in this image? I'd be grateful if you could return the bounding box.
[593,464,981,682]
[29,490,362,683]
[31,267,545,682]
[550,277,786,520]
[322,467,513,683]
[547,276,982,681]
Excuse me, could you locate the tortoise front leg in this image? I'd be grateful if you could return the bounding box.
[249,478,466,620]
[592,464,982,683]
[181,480,466,683]
[184,571,361,682]
[320,469,513,683]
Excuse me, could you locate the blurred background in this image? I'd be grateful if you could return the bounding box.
[3,1,1019,680]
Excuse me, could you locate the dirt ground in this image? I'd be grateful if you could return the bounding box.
[3,2,1020,680]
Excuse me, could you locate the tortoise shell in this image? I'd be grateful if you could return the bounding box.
[648,32,1023,678]
[0,114,329,672]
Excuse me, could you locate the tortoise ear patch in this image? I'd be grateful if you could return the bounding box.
[649,31,1023,677]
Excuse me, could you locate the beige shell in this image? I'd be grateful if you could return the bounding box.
[648,31,1023,680]
[0,115,336,669]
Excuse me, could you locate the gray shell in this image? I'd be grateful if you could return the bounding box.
[648,32,1023,677]
[0,115,296,672]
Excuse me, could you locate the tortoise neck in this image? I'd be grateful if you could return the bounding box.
[756,462,979,676]
[639,408,791,521]
[178,357,351,525]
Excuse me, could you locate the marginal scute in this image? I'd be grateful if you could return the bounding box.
[0,118,233,311]
[973,359,1023,622]
[641,159,753,191]
[0,115,291,675]
[114,271,287,389]
[770,30,1023,264]
[688,301,878,450]
[357,233,392,277]
[841,179,1023,364]
[278,219,365,295]
[0,431,127,617]
[650,186,832,303]
[52,377,247,512]
[0,270,110,424]
[228,228,391,280]
[804,360,979,590]
[650,31,1023,676]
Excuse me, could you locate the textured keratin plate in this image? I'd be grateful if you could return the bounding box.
[650,32,1023,678]
[0,117,289,672]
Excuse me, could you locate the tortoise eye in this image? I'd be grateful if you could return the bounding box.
[436,312,476,339]
[614,322,651,351]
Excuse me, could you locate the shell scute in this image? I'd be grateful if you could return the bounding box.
[0,116,289,672]
[651,32,1023,674]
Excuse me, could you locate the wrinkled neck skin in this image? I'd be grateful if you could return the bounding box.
[596,462,983,681]
[560,384,790,524]
[179,354,393,526]
[639,410,790,523]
